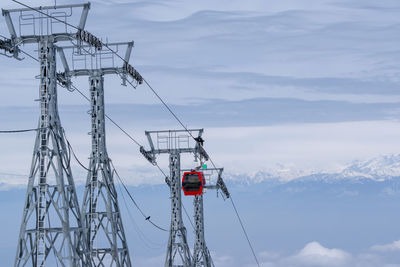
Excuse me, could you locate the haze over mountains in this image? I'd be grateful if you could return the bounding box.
[1,153,400,267]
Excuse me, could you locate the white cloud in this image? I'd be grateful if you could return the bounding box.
[205,121,400,175]
[371,240,400,252]
[259,251,282,261]
[287,241,351,266]
[209,251,237,267]
[254,241,400,267]
[1,119,400,188]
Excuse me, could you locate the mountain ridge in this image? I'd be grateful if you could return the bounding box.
[225,154,400,185]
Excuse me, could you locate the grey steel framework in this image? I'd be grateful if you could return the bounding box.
[58,43,135,266]
[144,129,209,267]
[1,3,92,267]
[193,195,210,267]
[181,167,230,267]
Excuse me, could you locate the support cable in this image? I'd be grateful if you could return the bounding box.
[70,83,170,181]
[155,163,169,180]
[0,127,44,133]
[65,138,90,172]
[11,0,79,30]
[105,114,142,147]
[116,181,166,249]
[49,127,73,172]
[230,196,260,267]
[64,132,168,233]
[110,160,168,232]
[142,79,195,140]
[182,201,195,230]
[70,84,143,147]
[0,171,26,177]
[20,49,38,62]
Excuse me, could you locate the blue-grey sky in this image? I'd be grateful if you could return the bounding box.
[1,0,400,105]
[1,0,400,178]
[0,0,400,175]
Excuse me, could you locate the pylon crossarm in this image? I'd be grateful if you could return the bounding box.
[2,3,90,45]
[57,41,138,87]
[61,67,125,77]
[140,146,156,165]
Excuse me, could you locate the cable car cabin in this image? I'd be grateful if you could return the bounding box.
[182,171,205,196]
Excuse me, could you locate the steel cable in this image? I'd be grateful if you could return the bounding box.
[0,127,44,133]
[110,161,168,232]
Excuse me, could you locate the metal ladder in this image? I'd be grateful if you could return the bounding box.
[89,80,100,257]
[37,45,49,266]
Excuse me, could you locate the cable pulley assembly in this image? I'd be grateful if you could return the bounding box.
[76,29,103,50]
[123,62,143,84]
[140,146,156,165]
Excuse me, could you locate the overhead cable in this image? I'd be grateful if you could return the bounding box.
[111,161,168,232]
[230,196,260,267]
[0,127,45,133]
[116,182,166,250]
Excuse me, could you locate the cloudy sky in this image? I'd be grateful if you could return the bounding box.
[0,0,400,266]
[1,0,400,179]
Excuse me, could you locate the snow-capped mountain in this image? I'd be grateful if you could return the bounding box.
[338,154,400,181]
[225,154,400,185]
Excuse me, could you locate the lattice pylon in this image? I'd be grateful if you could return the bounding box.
[14,38,89,267]
[165,152,193,267]
[81,74,132,266]
[193,195,212,267]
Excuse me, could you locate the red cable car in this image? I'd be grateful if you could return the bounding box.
[182,171,205,196]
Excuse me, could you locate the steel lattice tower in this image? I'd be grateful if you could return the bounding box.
[81,73,131,266]
[167,151,192,267]
[57,42,137,266]
[189,167,229,267]
[15,36,89,267]
[0,3,92,266]
[193,194,212,267]
[144,129,209,267]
